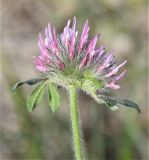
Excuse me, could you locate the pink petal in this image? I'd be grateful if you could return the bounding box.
[62,27,70,47]
[57,60,65,70]
[48,22,53,41]
[117,60,127,69]
[72,16,76,32]
[52,27,58,49]
[38,33,45,47]
[79,20,89,52]
[87,36,97,56]
[67,19,71,28]
[81,20,89,39]
[97,52,114,72]
[115,69,127,81]
[36,66,48,73]
[79,55,88,69]
[69,33,75,59]
[93,46,105,64]
[95,45,105,54]
[33,57,48,73]
[105,60,127,77]
[44,38,49,48]
[38,42,49,59]
[106,82,120,89]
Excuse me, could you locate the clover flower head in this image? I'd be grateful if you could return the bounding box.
[34,17,127,92]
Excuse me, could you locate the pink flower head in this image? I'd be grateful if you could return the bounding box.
[34,17,127,91]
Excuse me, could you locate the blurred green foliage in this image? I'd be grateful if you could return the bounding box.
[1,0,148,159]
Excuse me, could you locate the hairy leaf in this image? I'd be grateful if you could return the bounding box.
[12,78,48,93]
[27,80,48,112]
[48,83,60,112]
[99,95,141,113]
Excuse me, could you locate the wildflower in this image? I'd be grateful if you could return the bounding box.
[12,17,140,160]
[34,17,127,92]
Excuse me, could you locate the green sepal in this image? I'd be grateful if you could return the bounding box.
[48,82,60,113]
[12,78,48,93]
[80,78,103,93]
[99,95,141,113]
[27,80,48,112]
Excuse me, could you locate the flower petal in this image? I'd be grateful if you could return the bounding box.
[79,20,89,52]
[105,60,127,77]
[106,82,120,89]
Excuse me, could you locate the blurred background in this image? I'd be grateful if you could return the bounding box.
[1,0,148,159]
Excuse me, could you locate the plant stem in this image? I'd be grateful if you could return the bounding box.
[69,85,83,160]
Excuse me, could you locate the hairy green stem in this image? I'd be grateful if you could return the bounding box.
[69,85,83,160]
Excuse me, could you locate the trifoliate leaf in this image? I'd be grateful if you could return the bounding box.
[48,83,60,113]
[99,95,141,113]
[27,80,48,112]
[12,78,48,93]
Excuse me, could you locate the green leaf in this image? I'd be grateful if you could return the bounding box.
[116,98,141,113]
[12,78,48,93]
[98,95,141,113]
[48,82,60,112]
[27,80,48,112]
[34,86,45,106]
